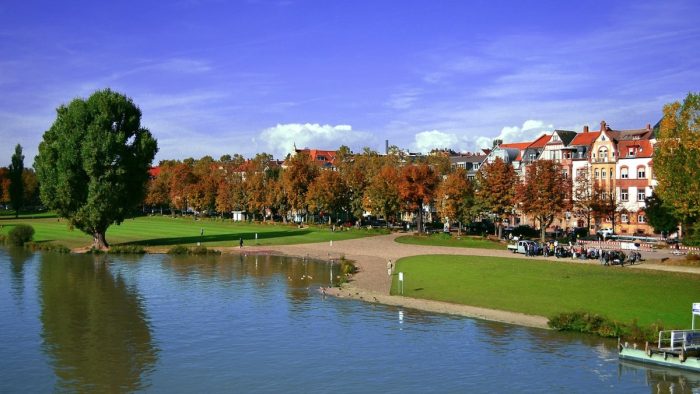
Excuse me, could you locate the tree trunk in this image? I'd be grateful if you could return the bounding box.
[416,208,423,234]
[496,220,502,239]
[93,231,109,250]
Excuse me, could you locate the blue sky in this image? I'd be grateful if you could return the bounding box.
[1,0,699,166]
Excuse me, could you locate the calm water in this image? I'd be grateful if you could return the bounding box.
[1,248,699,393]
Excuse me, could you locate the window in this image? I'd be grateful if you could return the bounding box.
[621,214,628,223]
[562,170,568,178]
[620,167,628,179]
[473,163,480,170]
[621,188,628,201]
[594,169,599,179]
[610,169,613,179]
[601,169,606,179]
[637,166,646,178]
[638,214,646,223]
[599,147,608,160]
[637,190,646,201]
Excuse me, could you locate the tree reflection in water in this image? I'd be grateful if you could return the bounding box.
[39,254,157,392]
[8,246,32,304]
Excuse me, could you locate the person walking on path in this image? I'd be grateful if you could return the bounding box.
[239,237,243,248]
[387,259,393,276]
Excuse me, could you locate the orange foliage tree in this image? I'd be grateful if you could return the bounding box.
[435,168,475,235]
[398,164,439,233]
[282,153,319,222]
[306,170,349,224]
[476,157,518,238]
[517,160,572,241]
[363,164,401,225]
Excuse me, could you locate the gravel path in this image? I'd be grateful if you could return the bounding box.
[219,233,698,329]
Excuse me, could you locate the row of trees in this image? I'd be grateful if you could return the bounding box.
[0,144,40,217]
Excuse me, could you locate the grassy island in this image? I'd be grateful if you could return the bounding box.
[390,254,699,328]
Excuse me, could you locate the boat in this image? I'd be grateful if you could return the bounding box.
[618,303,700,372]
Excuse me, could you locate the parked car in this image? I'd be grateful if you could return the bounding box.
[597,228,614,238]
[507,240,537,254]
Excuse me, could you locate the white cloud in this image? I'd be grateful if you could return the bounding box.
[413,130,459,153]
[386,88,422,110]
[475,119,552,149]
[259,123,368,158]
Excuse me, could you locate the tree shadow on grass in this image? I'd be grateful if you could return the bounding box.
[120,230,312,247]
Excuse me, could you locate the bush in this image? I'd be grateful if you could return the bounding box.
[167,245,221,255]
[548,311,667,341]
[8,225,35,246]
[108,245,146,254]
[24,242,71,254]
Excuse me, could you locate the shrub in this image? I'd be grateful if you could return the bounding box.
[512,225,538,239]
[24,242,71,254]
[167,245,221,255]
[549,311,668,341]
[8,225,35,246]
[108,245,146,254]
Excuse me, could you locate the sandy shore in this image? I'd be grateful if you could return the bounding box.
[214,233,697,329]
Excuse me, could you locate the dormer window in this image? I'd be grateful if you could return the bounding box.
[633,135,640,140]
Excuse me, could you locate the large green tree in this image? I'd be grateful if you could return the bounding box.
[654,92,700,238]
[34,89,158,249]
[644,191,679,236]
[8,144,24,218]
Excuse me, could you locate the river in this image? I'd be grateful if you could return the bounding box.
[1,247,698,393]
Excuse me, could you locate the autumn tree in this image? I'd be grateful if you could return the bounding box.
[168,161,196,215]
[435,168,475,235]
[34,89,158,249]
[265,177,289,223]
[338,148,384,222]
[518,160,572,241]
[0,168,9,207]
[282,153,319,222]
[145,161,174,214]
[398,164,438,233]
[475,157,518,239]
[244,153,275,221]
[8,144,24,217]
[591,182,621,233]
[306,170,348,224]
[21,169,40,208]
[573,165,595,235]
[654,92,700,238]
[363,164,401,225]
[187,156,220,215]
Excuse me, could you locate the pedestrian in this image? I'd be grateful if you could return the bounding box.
[200,228,204,236]
[239,237,243,248]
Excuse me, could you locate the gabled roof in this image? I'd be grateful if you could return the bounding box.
[570,131,601,146]
[608,128,654,142]
[527,134,551,149]
[552,130,578,146]
[295,148,338,168]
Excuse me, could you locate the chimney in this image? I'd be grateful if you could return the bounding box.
[600,120,606,131]
[385,139,389,155]
[646,123,651,131]
[583,125,589,133]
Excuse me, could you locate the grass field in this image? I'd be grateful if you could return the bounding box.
[0,213,386,249]
[390,254,700,327]
[394,233,504,250]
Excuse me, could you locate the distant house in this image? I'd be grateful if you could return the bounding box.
[292,148,338,170]
[448,152,488,180]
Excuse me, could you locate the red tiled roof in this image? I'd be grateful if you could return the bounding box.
[499,142,530,150]
[527,134,551,148]
[570,131,601,146]
[148,167,161,177]
[617,139,654,159]
[296,148,338,167]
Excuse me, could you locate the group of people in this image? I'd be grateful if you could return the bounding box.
[523,240,642,266]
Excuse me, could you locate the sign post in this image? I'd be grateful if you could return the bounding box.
[693,302,700,330]
[398,272,404,295]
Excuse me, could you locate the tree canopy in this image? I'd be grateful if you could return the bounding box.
[476,157,518,238]
[34,89,158,249]
[8,144,24,218]
[654,92,700,237]
[517,160,572,241]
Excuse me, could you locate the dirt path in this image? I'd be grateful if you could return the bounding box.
[216,233,698,329]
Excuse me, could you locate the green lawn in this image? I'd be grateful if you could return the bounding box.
[0,214,386,249]
[394,233,504,250]
[390,254,700,327]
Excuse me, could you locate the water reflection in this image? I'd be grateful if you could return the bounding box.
[39,254,158,392]
[7,247,32,303]
[619,361,700,394]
